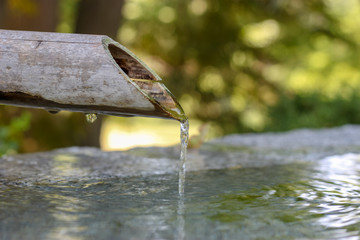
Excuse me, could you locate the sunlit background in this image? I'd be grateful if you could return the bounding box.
[2,0,360,155]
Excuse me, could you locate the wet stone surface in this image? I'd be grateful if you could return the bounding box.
[1,125,360,239]
[2,124,360,184]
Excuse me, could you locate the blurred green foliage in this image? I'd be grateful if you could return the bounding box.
[57,0,80,33]
[0,112,31,156]
[118,0,360,135]
[266,92,360,131]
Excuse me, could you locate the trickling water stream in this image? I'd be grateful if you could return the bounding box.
[179,119,189,197]
[177,119,189,240]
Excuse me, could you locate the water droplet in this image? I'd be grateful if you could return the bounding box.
[47,110,60,114]
[85,113,97,123]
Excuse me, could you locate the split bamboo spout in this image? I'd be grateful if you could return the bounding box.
[0,30,186,122]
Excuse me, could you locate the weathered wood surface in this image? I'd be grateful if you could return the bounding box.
[0,30,185,121]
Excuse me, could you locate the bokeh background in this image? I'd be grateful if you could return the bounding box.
[1,0,360,155]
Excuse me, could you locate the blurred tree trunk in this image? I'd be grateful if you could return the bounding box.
[0,0,58,31]
[0,0,5,26]
[75,0,124,39]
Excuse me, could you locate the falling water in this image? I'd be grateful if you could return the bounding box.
[85,113,98,123]
[179,119,189,197]
[176,119,189,240]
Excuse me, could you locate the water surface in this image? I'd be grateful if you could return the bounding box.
[1,153,360,240]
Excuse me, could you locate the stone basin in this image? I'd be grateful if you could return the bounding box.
[1,125,360,239]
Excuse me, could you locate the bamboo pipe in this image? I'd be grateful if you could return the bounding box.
[0,30,186,122]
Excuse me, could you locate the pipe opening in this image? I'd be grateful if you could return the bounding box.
[107,43,186,121]
[108,44,156,81]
